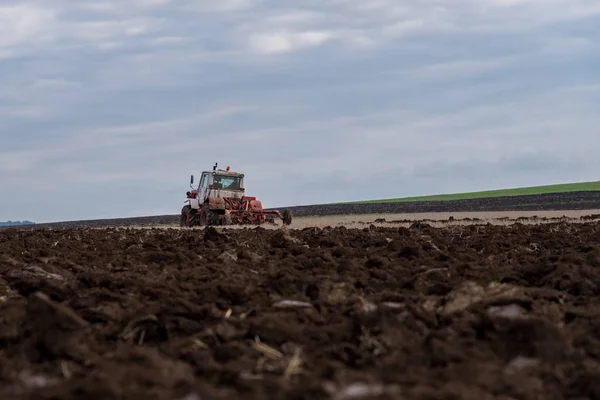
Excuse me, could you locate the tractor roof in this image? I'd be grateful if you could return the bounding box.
[204,169,244,177]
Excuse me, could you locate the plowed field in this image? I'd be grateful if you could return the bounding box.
[2,222,600,399]
[23,189,600,229]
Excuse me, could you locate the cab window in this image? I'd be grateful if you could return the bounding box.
[199,173,209,189]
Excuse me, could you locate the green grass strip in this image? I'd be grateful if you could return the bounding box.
[339,181,600,204]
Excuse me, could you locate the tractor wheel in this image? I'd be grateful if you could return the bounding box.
[180,205,192,227]
[182,205,202,227]
[180,207,187,227]
[179,206,198,228]
[199,209,208,226]
[207,211,219,226]
[198,207,219,226]
[188,211,200,227]
[282,209,293,225]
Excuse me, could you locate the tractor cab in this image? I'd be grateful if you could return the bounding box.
[192,167,244,201]
[190,164,245,203]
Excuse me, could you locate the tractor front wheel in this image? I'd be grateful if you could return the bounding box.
[181,205,200,227]
[199,207,219,226]
[207,211,220,226]
[180,207,186,227]
[199,208,208,226]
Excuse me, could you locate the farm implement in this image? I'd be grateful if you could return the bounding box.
[180,163,292,227]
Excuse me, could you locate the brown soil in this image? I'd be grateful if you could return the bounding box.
[2,222,600,399]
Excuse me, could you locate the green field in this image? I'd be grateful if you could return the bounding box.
[343,181,600,204]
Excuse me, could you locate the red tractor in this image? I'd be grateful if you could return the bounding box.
[180,163,292,227]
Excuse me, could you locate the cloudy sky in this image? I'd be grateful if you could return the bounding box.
[1,0,599,222]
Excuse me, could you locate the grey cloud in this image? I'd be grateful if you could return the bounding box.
[1,0,599,221]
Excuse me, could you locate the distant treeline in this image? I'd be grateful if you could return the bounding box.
[0,221,35,227]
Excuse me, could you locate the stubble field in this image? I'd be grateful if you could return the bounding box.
[3,209,600,399]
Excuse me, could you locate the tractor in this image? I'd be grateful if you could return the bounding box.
[180,163,293,227]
